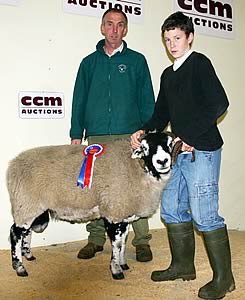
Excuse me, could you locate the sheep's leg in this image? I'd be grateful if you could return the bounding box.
[119,223,129,271]
[104,219,129,280]
[21,229,35,261]
[10,223,29,276]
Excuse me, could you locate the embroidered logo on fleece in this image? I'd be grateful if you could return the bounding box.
[118,64,127,73]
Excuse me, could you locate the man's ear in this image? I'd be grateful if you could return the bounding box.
[131,147,144,159]
[123,26,128,37]
[100,23,105,36]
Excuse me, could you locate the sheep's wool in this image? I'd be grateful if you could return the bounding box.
[7,139,170,226]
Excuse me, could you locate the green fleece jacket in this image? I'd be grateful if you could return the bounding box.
[70,39,155,139]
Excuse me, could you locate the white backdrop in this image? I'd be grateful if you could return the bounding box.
[0,0,244,249]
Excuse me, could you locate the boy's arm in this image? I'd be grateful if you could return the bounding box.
[182,55,229,142]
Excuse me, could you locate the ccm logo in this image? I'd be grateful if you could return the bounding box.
[177,0,232,18]
[21,96,62,107]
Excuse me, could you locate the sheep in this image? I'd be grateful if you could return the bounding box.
[7,132,175,280]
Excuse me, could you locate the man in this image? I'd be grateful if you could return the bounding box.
[131,11,235,300]
[70,8,155,262]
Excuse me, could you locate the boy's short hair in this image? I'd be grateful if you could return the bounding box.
[102,8,128,25]
[161,11,194,37]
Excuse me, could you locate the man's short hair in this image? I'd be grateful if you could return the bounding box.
[161,11,194,37]
[102,8,128,25]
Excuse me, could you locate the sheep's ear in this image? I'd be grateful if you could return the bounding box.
[131,147,144,159]
[167,136,173,151]
[171,140,183,167]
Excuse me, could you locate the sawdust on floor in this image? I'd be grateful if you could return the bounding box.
[0,228,244,300]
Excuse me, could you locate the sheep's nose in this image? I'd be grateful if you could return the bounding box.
[157,158,168,165]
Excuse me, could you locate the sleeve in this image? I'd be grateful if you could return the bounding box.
[142,72,170,132]
[137,55,155,124]
[182,55,229,142]
[69,61,89,139]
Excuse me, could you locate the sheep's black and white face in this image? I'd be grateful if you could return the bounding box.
[132,132,173,179]
[152,144,172,174]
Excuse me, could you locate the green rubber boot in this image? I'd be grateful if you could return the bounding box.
[151,222,196,281]
[198,226,235,299]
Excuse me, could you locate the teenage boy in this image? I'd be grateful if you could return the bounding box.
[131,11,235,300]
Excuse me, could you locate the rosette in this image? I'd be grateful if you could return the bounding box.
[77,144,104,189]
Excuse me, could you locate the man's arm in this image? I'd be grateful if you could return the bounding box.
[137,55,155,123]
[69,61,88,140]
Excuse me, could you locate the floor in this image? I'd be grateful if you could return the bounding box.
[0,228,244,300]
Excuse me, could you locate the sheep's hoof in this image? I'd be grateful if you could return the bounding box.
[112,272,125,280]
[26,256,36,261]
[25,255,36,261]
[16,266,28,277]
[121,264,129,270]
[17,270,28,277]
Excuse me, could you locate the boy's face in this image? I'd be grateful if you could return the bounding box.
[101,12,128,49]
[163,28,193,59]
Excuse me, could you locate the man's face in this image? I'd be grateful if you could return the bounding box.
[101,12,128,48]
[163,27,193,59]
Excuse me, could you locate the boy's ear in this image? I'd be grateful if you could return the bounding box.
[188,32,194,44]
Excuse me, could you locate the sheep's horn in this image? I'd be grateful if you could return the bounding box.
[138,133,147,142]
[171,141,196,167]
[171,140,183,167]
[191,150,195,162]
[164,131,176,139]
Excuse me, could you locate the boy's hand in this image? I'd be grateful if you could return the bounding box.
[131,130,145,149]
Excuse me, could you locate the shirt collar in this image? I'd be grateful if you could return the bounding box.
[105,42,124,57]
[173,49,193,71]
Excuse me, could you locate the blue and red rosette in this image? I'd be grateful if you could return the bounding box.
[77,144,104,189]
